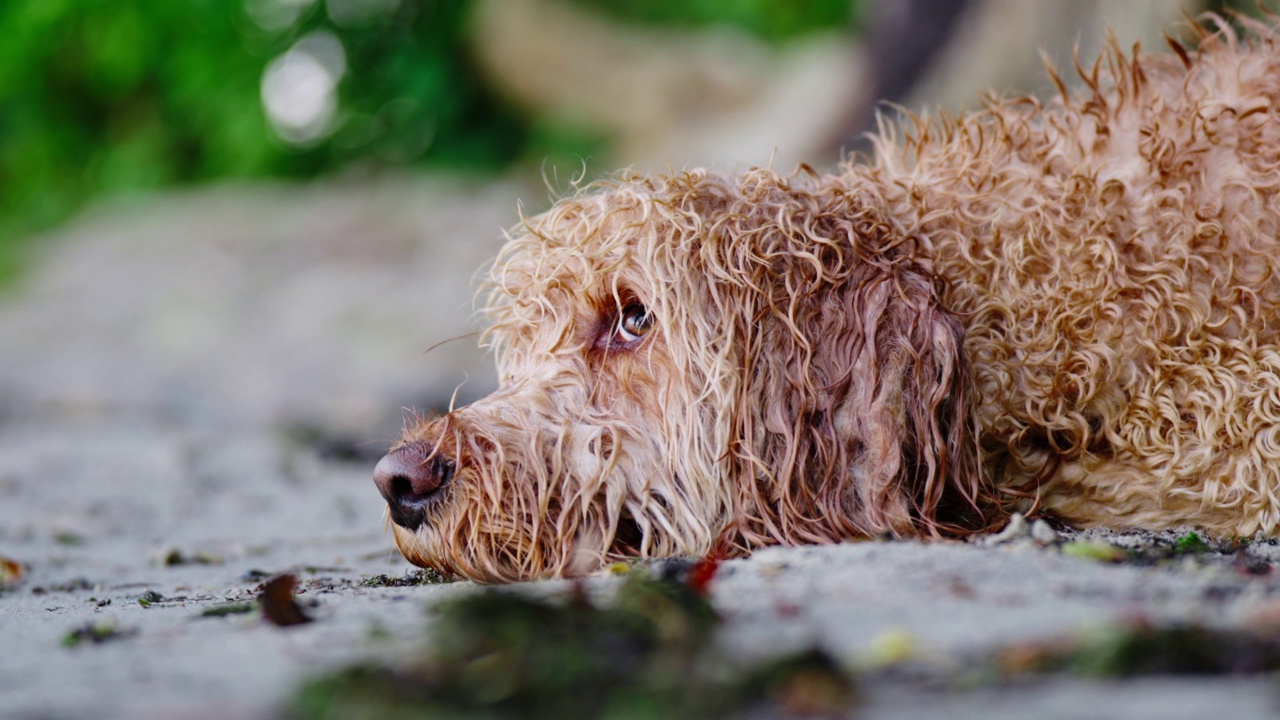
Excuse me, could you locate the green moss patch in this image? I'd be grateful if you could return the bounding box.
[62,621,136,647]
[993,621,1280,678]
[198,602,258,618]
[290,568,854,719]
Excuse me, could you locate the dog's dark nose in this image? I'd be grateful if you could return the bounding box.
[373,442,454,530]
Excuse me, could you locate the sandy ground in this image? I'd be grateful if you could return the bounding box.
[4,179,1280,719]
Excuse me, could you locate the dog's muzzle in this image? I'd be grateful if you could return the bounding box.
[372,441,454,530]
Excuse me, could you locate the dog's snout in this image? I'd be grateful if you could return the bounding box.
[373,442,454,530]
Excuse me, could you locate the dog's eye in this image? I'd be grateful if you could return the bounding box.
[615,303,653,344]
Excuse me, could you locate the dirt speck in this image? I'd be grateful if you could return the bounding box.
[358,569,456,587]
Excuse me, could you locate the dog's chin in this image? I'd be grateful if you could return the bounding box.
[389,524,443,571]
[389,495,654,580]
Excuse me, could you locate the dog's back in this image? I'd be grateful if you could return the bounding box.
[858,19,1280,534]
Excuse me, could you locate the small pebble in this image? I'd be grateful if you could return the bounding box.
[1031,519,1058,545]
[984,513,1029,546]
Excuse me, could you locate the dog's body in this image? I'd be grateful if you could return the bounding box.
[374,19,1280,581]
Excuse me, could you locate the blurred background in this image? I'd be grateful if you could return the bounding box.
[0,0,1270,450]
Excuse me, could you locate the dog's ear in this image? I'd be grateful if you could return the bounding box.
[729,259,992,545]
[851,272,989,536]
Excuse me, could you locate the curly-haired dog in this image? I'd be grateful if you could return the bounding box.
[374,19,1280,582]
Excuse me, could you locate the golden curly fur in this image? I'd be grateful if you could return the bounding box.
[376,17,1280,581]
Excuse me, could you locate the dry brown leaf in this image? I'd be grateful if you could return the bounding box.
[0,555,24,588]
[259,574,312,627]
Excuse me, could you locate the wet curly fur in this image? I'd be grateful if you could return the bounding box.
[383,17,1280,581]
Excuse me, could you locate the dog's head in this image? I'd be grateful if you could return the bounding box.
[375,168,991,581]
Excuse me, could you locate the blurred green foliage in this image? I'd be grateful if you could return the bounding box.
[572,0,857,43]
[0,0,856,281]
[0,0,526,279]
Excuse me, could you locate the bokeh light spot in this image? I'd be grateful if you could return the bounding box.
[261,30,347,146]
